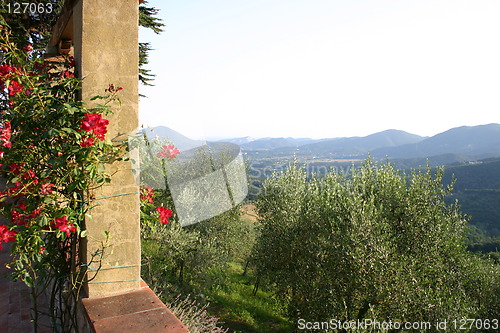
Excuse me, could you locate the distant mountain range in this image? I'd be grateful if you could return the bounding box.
[372,123,500,159]
[241,124,500,161]
[266,129,425,156]
[143,123,500,162]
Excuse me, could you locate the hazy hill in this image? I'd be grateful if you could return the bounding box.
[271,129,425,156]
[141,126,204,151]
[240,137,326,151]
[373,123,500,159]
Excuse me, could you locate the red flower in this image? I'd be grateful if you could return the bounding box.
[52,216,77,237]
[57,223,76,237]
[0,64,19,77]
[68,57,76,68]
[80,136,95,147]
[8,80,24,95]
[157,144,180,159]
[80,113,109,141]
[105,84,123,93]
[30,208,42,218]
[9,163,24,174]
[61,71,74,78]
[156,206,173,224]
[16,201,27,211]
[0,65,11,77]
[0,121,11,141]
[0,225,16,243]
[11,210,30,226]
[23,44,33,52]
[140,186,155,203]
[22,170,38,184]
[34,61,47,72]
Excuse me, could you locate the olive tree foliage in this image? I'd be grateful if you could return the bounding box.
[252,158,499,327]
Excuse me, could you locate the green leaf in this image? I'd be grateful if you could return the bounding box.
[47,128,59,137]
[38,216,48,227]
[67,182,77,192]
[43,196,54,204]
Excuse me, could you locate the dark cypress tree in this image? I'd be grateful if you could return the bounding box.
[139,0,165,86]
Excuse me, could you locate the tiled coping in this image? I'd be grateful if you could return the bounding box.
[81,280,189,333]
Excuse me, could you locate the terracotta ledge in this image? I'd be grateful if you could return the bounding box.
[81,281,188,333]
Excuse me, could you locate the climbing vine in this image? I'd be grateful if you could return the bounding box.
[0,26,126,331]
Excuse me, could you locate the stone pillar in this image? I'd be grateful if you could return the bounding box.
[72,0,141,297]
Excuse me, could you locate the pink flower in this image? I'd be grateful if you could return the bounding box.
[156,206,173,224]
[140,186,155,203]
[40,182,54,194]
[156,144,180,159]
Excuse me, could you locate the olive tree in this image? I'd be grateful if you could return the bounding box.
[253,158,499,329]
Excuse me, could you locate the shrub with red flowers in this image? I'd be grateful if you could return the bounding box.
[138,137,179,229]
[0,28,126,330]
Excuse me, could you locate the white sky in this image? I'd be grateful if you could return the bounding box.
[139,0,500,140]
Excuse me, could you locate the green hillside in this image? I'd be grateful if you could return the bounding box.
[442,158,500,237]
